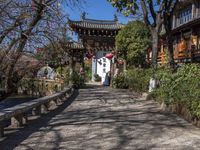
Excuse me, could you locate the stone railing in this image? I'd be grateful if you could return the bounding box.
[0,86,74,137]
[18,78,66,97]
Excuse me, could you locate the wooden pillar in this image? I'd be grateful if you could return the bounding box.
[92,54,97,81]
[172,15,176,29]
[108,59,112,86]
[192,3,196,19]
[69,53,76,85]
[81,51,85,68]
[197,3,200,18]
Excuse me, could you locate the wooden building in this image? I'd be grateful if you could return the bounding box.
[68,13,123,83]
[156,0,200,65]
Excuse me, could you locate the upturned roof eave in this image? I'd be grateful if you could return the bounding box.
[68,19,124,30]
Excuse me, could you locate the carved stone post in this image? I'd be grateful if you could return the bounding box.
[46,100,57,110]
[56,98,62,105]
[22,114,28,124]
[11,114,23,128]
[41,104,48,114]
[65,93,69,99]
[52,99,58,107]
[32,106,41,116]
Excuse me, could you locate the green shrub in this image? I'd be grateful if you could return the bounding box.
[126,68,152,92]
[84,64,92,81]
[94,74,101,82]
[112,68,152,91]
[153,64,200,119]
[56,67,70,85]
[112,73,128,89]
[112,64,200,119]
[70,71,84,88]
[151,67,173,104]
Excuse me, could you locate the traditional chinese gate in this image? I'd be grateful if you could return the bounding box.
[68,13,123,83]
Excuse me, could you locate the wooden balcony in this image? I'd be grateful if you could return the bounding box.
[174,48,200,63]
[172,6,200,34]
[152,49,200,64]
[191,49,200,62]
[157,51,166,64]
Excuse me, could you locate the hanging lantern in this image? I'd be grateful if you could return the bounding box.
[117,59,124,65]
[93,55,96,59]
[105,53,114,60]
[86,52,93,59]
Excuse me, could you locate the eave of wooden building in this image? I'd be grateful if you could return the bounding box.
[68,18,124,31]
[172,17,200,34]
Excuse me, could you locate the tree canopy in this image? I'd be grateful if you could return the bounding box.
[116,21,151,67]
[108,0,177,67]
[0,0,84,95]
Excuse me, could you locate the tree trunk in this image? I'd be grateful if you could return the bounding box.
[167,35,174,69]
[5,76,12,95]
[123,52,127,71]
[69,56,75,77]
[166,34,175,69]
[151,30,159,69]
[148,29,159,92]
[81,52,85,69]
[5,4,44,95]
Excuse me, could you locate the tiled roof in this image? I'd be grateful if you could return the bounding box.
[68,18,124,30]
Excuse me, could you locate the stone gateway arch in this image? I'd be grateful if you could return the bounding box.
[68,14,123,83]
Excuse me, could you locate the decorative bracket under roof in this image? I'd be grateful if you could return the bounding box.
[81,12,86,20]
[114,14,118,23]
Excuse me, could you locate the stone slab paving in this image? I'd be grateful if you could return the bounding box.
[1,85,200,149]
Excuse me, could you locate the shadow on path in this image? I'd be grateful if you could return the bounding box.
[1,85,200,149]
[0,89,79,150]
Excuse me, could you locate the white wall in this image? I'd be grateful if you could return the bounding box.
[92,51,111,83]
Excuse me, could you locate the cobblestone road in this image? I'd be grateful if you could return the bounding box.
[1,85,200,150]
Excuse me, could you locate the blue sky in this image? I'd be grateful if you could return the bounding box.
[64,0,130,24]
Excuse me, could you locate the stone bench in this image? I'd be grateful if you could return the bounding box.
[0,86,74,137]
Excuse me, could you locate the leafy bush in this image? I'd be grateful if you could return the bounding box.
[94,74,101,82]
[151,67,173,104]
[84,64,92,81]
[112,73,128,89]
[112,64,200,119]
[126,68,152,92]
[112,68,152,91]
[70,71,84,88]
[153,64,200,118]
[116,21,151,67]
[56,66,70,85]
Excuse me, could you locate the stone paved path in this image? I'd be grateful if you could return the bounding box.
[1,85,200,149]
